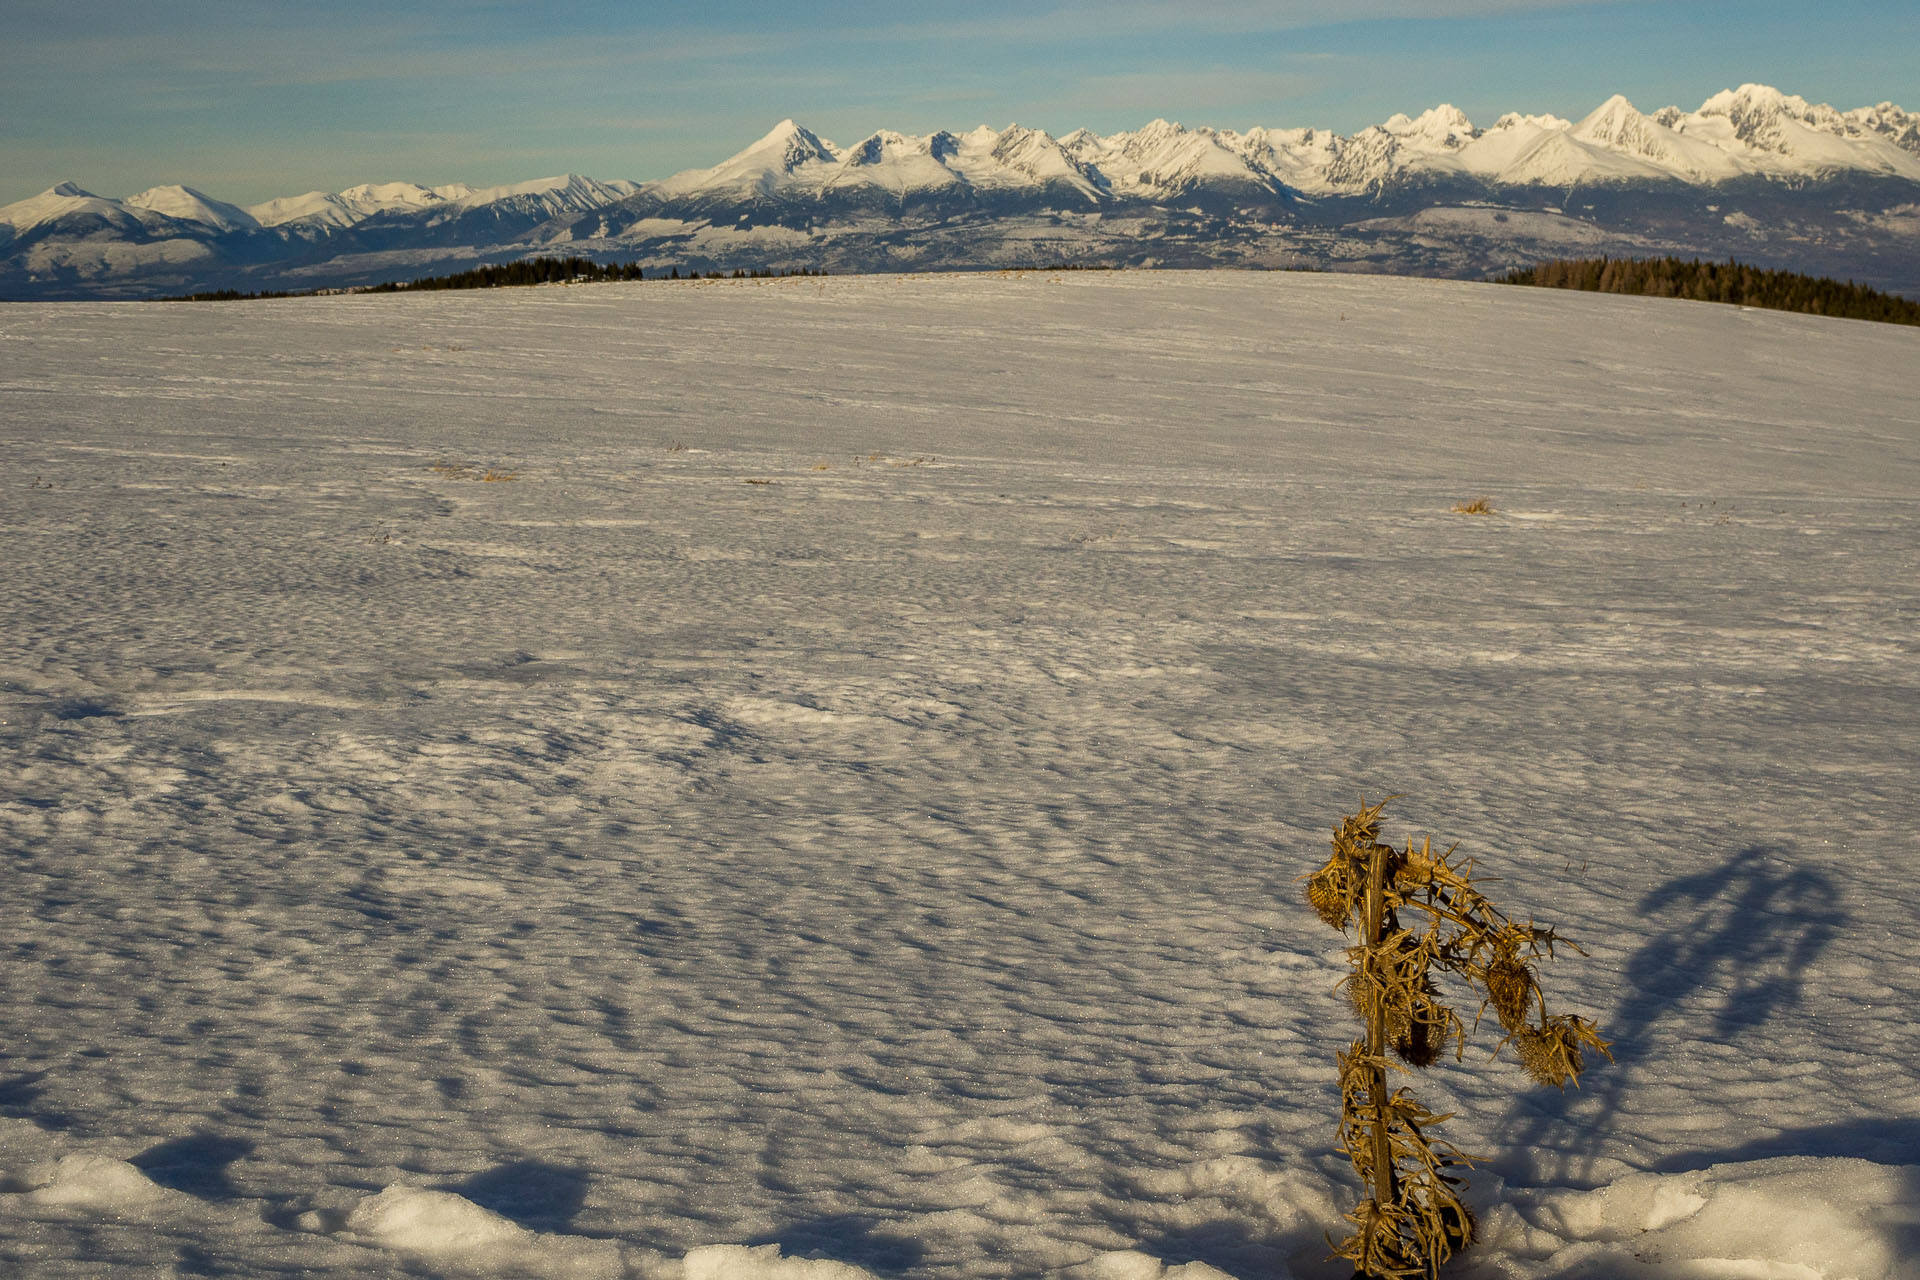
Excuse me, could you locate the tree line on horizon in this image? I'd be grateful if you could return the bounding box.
[162,255,1920,323]
[161,258,827,301]
[365,258,828,292]
[1500,256,1920,326]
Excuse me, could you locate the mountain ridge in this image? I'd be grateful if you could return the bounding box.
[6,84,1918,301]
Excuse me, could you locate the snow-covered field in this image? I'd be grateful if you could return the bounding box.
[2,271,1917,1279]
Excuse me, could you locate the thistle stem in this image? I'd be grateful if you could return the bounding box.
[1362,840,1396,1258]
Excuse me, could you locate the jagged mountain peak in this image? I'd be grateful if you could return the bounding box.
[1125,119,1194,147]
[746,119,840,168]
[844,129,918,161]
[447,174,640,216]
[988,124,1065,159]
[1492,111,1574,132]
[1384,105,1477,150]
[1702,82,1809,115]
[1573,95,1662,148]
[1577,94,1647,127]
[1696,83,1825,152]
[1682,83,1920,175]
[1847,102,1920,155]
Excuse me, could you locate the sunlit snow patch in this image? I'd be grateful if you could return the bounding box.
[1473,1158,1920,1280]
[24,1153,173,1210]
[341,1184,621,1277]
[683,1243,887,1280]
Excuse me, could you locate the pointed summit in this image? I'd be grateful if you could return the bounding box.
[744,119,838,171]
[647,119,841,200]
[1574,94,1659,148]
[1576,94,1643,129]
[1559,93,1739,179]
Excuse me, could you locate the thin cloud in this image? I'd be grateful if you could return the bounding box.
[807,0,1638,47]
[1043,67,1338,122]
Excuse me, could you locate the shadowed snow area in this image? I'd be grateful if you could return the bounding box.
[1,271,1917,1278]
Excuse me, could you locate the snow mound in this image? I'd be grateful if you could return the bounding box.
[683,1243,885,1280]
[345,1184,529,1251]
[1481,1158,1920,1280]
[23,1153,171,1209]
[1067,1252,1243,1280]
[343,1185,620,1276]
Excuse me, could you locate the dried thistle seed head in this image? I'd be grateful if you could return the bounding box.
[1307,865,1353,930]
[1346,975,1373,1027]
[1511,1021,1594,1089]
[1345,970,1416,1044]
[1511,1027,1567,1087]
[1484,955,1536,1031]
[1394,992,1460,1066]
[1395,1015,1442,1067]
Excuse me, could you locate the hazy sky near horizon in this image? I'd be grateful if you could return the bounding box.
[4,0,1915,207]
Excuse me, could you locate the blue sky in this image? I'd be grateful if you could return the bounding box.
[3,0,1915,207]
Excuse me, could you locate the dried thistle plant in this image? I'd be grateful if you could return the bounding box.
[1307,798,1610,1279]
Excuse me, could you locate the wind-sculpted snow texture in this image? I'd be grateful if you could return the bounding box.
[5,84,1920,300]
[2,271,1918,1278]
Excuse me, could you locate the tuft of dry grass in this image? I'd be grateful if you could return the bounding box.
[1452,496,1495,514]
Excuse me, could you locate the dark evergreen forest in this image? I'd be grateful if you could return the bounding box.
[1501,256,1920,326]
[163,259,825,301]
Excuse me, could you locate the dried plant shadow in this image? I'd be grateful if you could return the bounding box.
[1493,844,1845,1184]
[443,1159,591,1233]
[747,1215,927,1277]
[131,1133,256,1201]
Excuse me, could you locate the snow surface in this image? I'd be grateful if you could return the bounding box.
[1,270,1917,1279]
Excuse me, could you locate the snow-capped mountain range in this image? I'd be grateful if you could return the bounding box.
[6,84,1918,300]
[2,174,639,241]
[617,86,1920,209]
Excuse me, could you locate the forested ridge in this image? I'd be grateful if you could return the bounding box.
[161,258,824,301]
